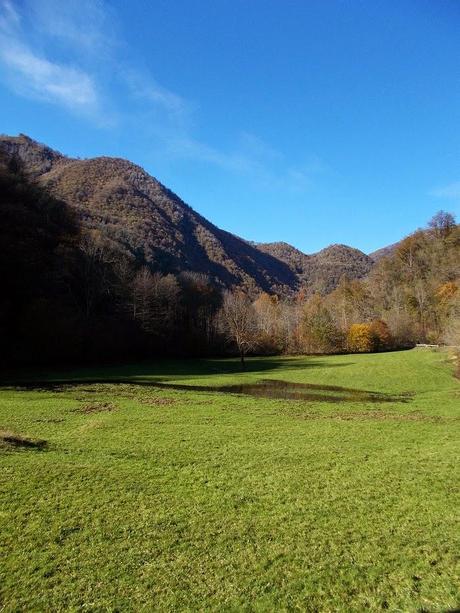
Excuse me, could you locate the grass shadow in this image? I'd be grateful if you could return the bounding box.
[0,356,356,387]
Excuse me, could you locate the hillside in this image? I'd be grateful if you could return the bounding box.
[369,242,399,261]
[1,134,373,294]
[1,134,458,367]
[257,242,373,294]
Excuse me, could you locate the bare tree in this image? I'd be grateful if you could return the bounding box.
[253,292,283,352]
[132,267,155,330]
[428,210,456,239]
[220,290,258,368]
[132,267,179,333]
[78,230,117,319]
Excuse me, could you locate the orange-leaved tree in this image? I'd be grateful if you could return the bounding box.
[370,319,393,350]
[347,323,375,353]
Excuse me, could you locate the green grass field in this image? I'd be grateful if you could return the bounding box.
[1,349,459,612]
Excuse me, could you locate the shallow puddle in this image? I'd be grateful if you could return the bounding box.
[151,379,410,403]
[8,378,411,403]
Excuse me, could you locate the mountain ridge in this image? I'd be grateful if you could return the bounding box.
[1,133,373,294]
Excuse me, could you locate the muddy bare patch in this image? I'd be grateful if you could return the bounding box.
[0,430,48,450]
[78,401,117,414]
[140,397,176,407]
[33,418,65,423]
[148,379,412,404]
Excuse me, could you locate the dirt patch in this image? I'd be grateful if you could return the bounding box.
[73,384,140,399]
[78,401,116,414]
[140,397,176,407]
[0,430,48,450]
[453,350,460,380]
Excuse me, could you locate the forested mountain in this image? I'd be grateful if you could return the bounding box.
[1,134,458,366]
[0,155,224,364]
[257,242,373,294]
[0,134,371,294]
[369,242,399,262]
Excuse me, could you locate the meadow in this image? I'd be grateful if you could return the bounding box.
[1,349,459,612]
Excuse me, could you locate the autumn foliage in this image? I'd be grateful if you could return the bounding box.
[1,147,458,366]
[347,324,375,352]
[370,320,393,350]
[346,320,393,353]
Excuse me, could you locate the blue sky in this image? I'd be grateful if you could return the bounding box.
[1,0,459,254]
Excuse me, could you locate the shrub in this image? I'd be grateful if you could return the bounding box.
[370,320,393,350]
[347,323,375,353]
[303,308,344,353]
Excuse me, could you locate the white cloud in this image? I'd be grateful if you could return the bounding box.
[165,133,326,194]
[26,0,115,56]
[0,0,19,30]
[123,70,188,117]
[238,132,282,163]
[167,134,276,177]
[0,0,326,191]
[0,0,189,124]
[285,157,329,192]
[431,181,460,200]
[0,41,98,110]
[0,0,99,114]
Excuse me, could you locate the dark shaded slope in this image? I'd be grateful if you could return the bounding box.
[1,135,297,292]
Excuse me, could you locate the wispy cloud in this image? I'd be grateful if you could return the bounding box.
[27,0,115,56]
[0,40,98,110]
[0,0,18,29]
[431,181,460,200]
[286,157,329,192]
[0,0,99,114]
[168,135,273,176]
[123,69,189,118]
[0,0,189,125]
[164,132,326,193]
[0,0,326,192]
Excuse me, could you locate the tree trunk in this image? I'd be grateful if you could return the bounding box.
[240,349,246,370]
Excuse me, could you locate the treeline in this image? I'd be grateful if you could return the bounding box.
[0,158,223,366]
[220,211,459,362]
[1,157,459,367]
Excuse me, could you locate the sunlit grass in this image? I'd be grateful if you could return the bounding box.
[1,349,459,611]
